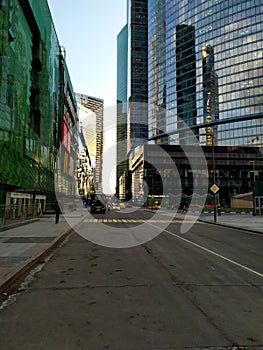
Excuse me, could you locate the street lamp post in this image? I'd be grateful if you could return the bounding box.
[151,171,154,210]
[212,133,217,223]
[249,160,255,182]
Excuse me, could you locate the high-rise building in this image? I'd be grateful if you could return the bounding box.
[202,44,219,146]
[117,1,263,206]
[127,0,148,151]
[148,0,166,144]
[116,1,149,198]
[116,24,128,196]
[148,0,263,146]
[0,0,78,214]
[124,0,263,207]
[175,24,197,130]
[77,103,97,167]
[75,93,104,193]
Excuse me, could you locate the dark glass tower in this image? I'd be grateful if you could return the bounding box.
[148,0,167,144]
[202,44,219,146]
[116,24,128,196]
[116,0,149,198]
[176,24,197,129]
[127,0,148,151]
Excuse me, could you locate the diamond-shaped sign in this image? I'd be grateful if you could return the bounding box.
[210,184,219,194]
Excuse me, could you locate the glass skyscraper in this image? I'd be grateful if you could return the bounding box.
[148,0,167,143]
[148,0,263,146]
[127,0,148,151]
[75,93,104,193]
[116,24,129,194]
[116,1,149,198]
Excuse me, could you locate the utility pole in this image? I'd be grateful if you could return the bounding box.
[249,160,256,216]
[249,160,255,182]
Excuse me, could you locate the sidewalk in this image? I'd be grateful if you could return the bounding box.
[199,212,263,234]
[0,215,73,293]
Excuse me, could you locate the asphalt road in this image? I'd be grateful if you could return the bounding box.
[0,209,262,349]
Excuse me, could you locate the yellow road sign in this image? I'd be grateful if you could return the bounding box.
[210,184,219,194]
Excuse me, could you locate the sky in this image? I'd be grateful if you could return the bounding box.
[47,0,127,107]
[47,1,127,194]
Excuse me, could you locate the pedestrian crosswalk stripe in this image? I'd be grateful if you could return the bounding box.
[83,219,178,224]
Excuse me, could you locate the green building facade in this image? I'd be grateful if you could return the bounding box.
[0,0,78,217]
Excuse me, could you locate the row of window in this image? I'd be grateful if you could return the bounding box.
[148,1,262,146]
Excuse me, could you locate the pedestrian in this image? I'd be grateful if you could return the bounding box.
[37,201,42,216]
[22,202,27,218]
[54,200,60,224]
[217,204,221,216]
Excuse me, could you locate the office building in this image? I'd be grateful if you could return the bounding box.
[127,0,148,151]
[0,0,78,216]
[75,93,104,193]
[116,24,129,197]
[116,1,149,198]
[130,143,263,208]
[126,0,263,207]
[148,0,167,143]
[148,0,262,146]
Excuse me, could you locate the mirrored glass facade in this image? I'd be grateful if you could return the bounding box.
[148,0,263,146]
[116,24,129,193]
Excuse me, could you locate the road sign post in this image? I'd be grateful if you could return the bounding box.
[210,184,219,223]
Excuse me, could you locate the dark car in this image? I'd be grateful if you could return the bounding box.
[90,199,106,214]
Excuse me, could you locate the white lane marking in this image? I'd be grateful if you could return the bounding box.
[155,211,263,237]
[148,222,263,279]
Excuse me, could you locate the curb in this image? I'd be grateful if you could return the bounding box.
[198,218,263,235]
[0,225,74,294]
[0,218,40,232]
[201,211,253,215]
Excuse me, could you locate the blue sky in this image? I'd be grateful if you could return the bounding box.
[47,1,127,193]
[47,0,127,107]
